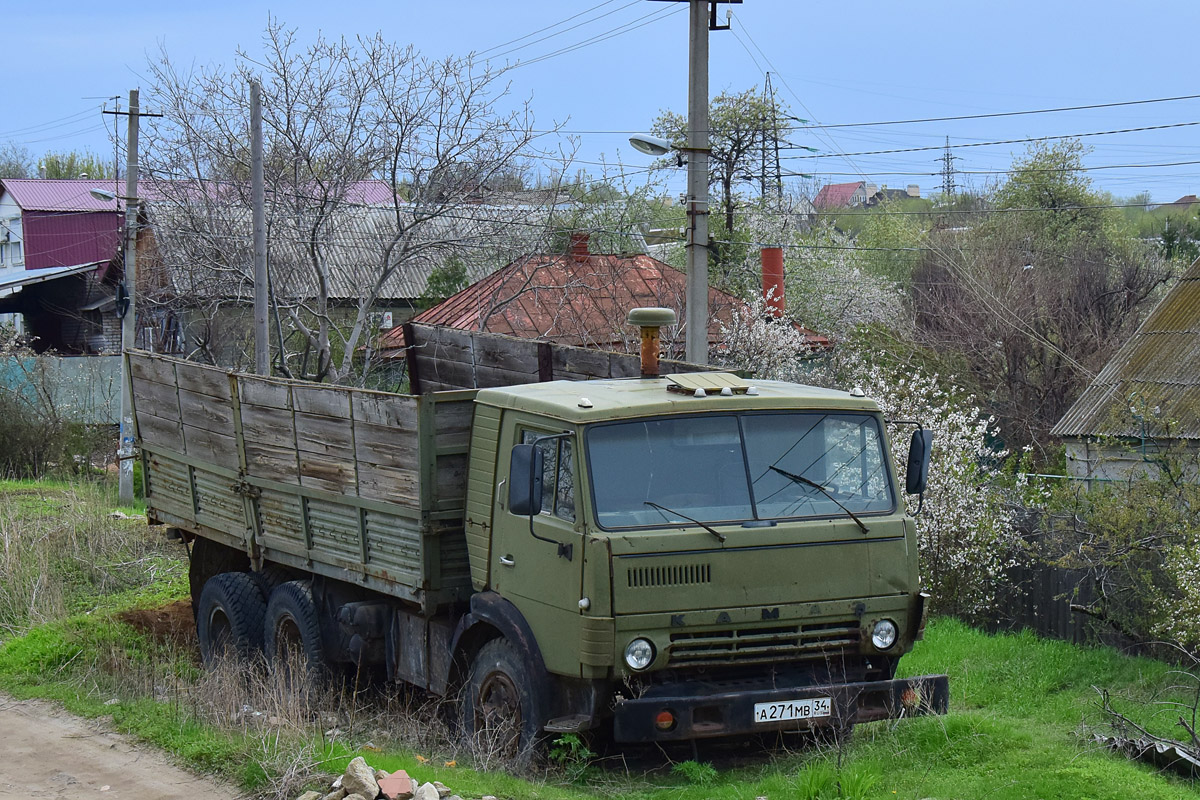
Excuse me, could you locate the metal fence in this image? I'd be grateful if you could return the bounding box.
[0,355,121,425]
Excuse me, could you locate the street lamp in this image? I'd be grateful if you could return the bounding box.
[630,132,709,364]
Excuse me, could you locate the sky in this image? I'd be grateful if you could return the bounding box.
[7,1,1200,204]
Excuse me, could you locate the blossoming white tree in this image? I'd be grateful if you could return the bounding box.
[717,298,1022,616]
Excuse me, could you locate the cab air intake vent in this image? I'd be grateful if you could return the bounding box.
[627,563,712,588]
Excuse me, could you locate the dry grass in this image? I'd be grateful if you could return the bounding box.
[0,482,181,637]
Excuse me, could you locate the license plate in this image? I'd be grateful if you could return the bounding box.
[753,696,832,724]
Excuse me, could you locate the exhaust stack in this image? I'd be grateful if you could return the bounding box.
[626,307,677,378]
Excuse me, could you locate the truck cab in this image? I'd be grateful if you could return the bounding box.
[467,371,946,743]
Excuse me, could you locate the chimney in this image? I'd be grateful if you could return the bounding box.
[761,247,785,318]
[569,231,589,262]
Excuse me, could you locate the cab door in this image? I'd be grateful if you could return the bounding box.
[490,420,585,677]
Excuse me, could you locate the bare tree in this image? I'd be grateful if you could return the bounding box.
[142,21,560,383]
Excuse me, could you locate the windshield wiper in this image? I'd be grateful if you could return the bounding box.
[768,466,871,534]
[644,501,727,543]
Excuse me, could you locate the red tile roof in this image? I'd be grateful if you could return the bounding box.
[379,244,827,356]
[813,181,864,210]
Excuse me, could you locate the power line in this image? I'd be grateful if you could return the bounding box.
[780,120,1200,160]
[794,93,1200,130]
[484,1,648,61]
[476,0,627,56]
[509,4,683,69]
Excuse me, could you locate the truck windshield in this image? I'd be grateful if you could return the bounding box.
[586,412,895,530]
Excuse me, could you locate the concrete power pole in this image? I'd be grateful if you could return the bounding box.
[117,89,140,505]
[684,0,710,364]
[251,80,269,375]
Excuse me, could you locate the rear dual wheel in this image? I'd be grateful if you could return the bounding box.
[195,572,267,665]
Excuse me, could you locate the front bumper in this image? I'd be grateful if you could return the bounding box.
[611,672,949,742]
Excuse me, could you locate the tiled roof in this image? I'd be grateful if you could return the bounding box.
[813,181,864,210]
[379,243,828,356]
[1052,257,1200,440]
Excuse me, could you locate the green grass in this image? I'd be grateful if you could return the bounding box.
[0,480,1198,799]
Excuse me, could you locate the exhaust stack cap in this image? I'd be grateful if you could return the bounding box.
[626,307,677,379]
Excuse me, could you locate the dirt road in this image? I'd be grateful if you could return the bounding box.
[0,694,240,799]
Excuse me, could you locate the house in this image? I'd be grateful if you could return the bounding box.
[0,179,126,352]
[138,179,566,362]
[1052,257,1200,484]
[813,181,873,210]
[813,181,921,211]
[377,232,827,363]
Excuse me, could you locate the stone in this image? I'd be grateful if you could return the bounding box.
[432,781,451,799]
[482,796,498,800]
[413,782,440,800]
[296,792,323,800]
[375,769,389,782]
[377,770,414,800]
[342,757,380,800]
[321,790,346,800]
[344,794,368,800]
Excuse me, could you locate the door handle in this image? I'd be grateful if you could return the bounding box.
[499,555,515,567]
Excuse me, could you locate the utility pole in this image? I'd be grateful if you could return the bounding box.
[251,80,269,375]
[684,0,710,364]
[102,91,161,505]
[117,89,141,505]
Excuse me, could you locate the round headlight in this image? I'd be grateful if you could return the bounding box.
[871,619,898,650]
[624,638,655,670]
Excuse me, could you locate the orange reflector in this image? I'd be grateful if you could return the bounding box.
[901,688,921,708]
[655,710,676,731]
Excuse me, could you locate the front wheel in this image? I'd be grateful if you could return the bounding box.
[462,638,543,765]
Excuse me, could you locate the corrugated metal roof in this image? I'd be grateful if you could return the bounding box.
[0,179,133,212]
[378,240,828,356]
[1053,257,1200,439]
[0,261,102,291]
[146,201,551,302]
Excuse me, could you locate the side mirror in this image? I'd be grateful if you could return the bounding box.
[905,429,933,495]
[508,444,544,516]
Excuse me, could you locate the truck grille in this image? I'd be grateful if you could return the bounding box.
[627,563,711,589]
[667,620,860,667]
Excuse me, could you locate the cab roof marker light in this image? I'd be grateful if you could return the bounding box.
[850,386,866,397]
[720,387,733,396]
[747,386,759,396]
[693,388,706,398]
[578,397,593,408]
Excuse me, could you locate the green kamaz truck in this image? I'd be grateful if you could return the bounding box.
[129,312,947,751]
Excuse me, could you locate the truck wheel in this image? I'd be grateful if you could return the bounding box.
[462,638,542,764]
[196,572,267,666]
[264,581,326,682]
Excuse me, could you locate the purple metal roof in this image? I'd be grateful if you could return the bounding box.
[0,179,135,212]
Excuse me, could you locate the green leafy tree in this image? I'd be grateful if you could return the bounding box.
[651,86,794,256]
[40,150,115,180]
[418,256,469,308]
[911,139,1170,455]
